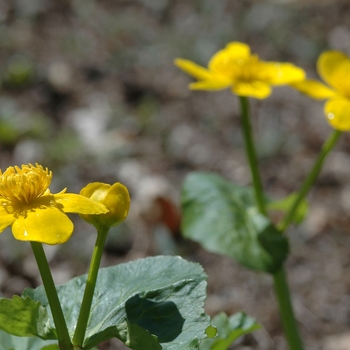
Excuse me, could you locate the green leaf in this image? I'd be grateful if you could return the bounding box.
[267,192,308,225]
[181,172,289,273]
[23,256,211,350]
[199,312,260,350]
[0,329,58,350]
[0,296,56,339]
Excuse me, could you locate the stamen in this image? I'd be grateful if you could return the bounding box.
[0,163,52,204]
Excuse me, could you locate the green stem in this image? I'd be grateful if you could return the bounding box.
[30,242,74,350]
[273,268,304,350]
[239,96,267,216]
[278,129,342,232]
[271,130,342,350]
[72,227,109,347]
[238,96,304,350]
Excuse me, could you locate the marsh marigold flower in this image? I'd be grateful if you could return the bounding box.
[292,50,350,131]
[0,164,108,245]
[79,182,130,230]
[175,41,305,99]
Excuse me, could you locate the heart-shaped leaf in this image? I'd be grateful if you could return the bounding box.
[23,256,212,349]
[181,172,289,273]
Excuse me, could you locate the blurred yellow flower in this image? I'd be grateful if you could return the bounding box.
[292,50,350,131]
[79,182,130,230]
[175,41,305,99]
[0,164,108,245]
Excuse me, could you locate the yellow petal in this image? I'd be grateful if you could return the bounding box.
[189,79,232,90]
[100,182,130,226]
[232,81,272,99]
[224,42,251,57]
[324,97,350,131]
[291,79,338,100]
[12,207,73,244]
[209,42,250,73]
[318,51,350,95]
[262,62,306,85]
[52,193,108,214]
[80,182,111,201]
[0,202,15,232]
[174,59,213,80]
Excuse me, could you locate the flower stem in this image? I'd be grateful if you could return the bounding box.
[239,96,267,216]
[72,227,109,347]
[30,242,74,350]
[278,129,342,233]
[273,268,304,350]
[238,96,304,350]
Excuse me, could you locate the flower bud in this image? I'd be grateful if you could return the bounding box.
[79,182,130,229]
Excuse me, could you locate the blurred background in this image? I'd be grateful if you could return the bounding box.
[0,0,350,349]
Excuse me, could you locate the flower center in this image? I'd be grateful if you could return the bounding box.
[234,56,261,81]
[0,163,52,205]
[216,55,267,83]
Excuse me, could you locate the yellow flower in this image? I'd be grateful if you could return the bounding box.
[79,182,130,230]
[175,41,305,99]
[292,50,350,131]
[0,164,108,245]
